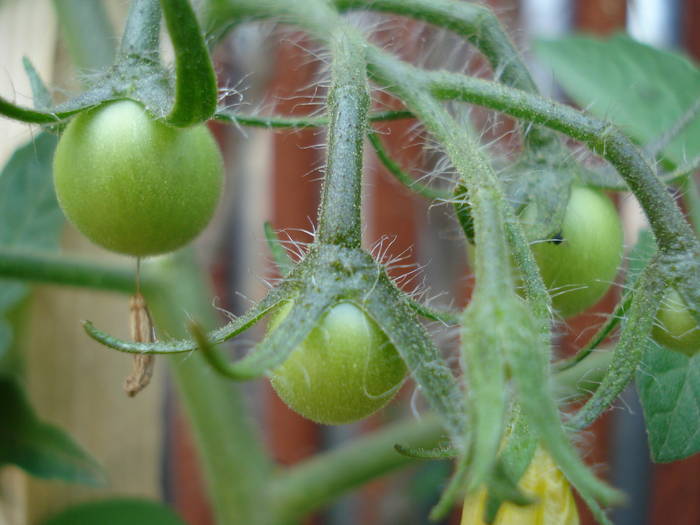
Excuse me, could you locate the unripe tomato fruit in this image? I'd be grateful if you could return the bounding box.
[53,99,223,256]
[652,289,700,356]
[529,186,623,318]
[269,302,407,425]
[460,447,579,525]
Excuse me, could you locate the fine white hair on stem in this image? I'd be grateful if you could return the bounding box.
[211,296,239,323]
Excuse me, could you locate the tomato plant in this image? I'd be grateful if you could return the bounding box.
[1,1,699,525]
[53,99,223,256]
[528,185,623,318]
[652,289,700,356]
[268,302,406,424]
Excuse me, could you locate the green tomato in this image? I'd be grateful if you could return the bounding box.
[652,289,700,356]
[529,186,623,318]
[269,302,407,425]
[53,99,223,256]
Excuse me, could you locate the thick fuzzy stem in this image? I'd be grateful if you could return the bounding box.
[119,0,161,59]
[333,0,558,150]
[316,28,370,247]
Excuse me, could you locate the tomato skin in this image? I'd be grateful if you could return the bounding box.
[529,186,623,318]
[53,99,223,256]
[269,302,407,425]
[460,447,579,525]
[652,290,700,356]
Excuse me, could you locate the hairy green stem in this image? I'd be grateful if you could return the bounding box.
[0,98,76,124]
[364,39,556,511]
[570,261,666,430]
[333,0,558,151]
[214,109,412,128]
[203,0,700,320]
[582,156,700,191]
[316,28,370,247]
[216,108,448,201]
[404,297,460,325]
[119,0,161,59]
[553,350,614,400]
[365,47,552,331]
[416,67,700,319]
[555,294,631,371]
[206,0,341,37]
[368,131,451,200]
[270,415,444,523]
[363,44,626,509]
[425,71,696,251]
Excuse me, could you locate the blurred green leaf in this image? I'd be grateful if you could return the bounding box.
[0,132,62,374]
[629,231,700,462]
[52,0,116,72]
[637,344,700,462]
[0,132,62,249]
[42,498,186,525]
[22,57,53,110]
[535,34,700,168]
[504,156,572,241]
[0,376,105,484]
[0,134,100,483]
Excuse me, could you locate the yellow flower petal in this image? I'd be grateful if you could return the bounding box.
[460,448,579,525]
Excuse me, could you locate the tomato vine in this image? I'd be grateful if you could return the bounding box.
[0,0,698,524]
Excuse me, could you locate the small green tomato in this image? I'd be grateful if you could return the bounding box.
[269,302,407,425]
[652,289,700,356]
[53,99,223,256]
[529,186,623,318]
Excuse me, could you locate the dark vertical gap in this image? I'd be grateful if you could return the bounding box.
[610,386,652,525]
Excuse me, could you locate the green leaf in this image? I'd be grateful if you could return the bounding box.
[637,343,700,462]
[0,135,99,484]
[0,376,105,485]
[42,499,186,525]
[0,133,62,249]
[627,230,700,462]
[0,132,62,375]
[535,34,700,167]
[504,156,572,242]
[22,57,52,110]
